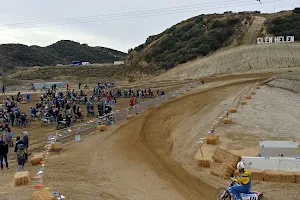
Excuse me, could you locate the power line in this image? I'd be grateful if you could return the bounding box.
[0,0,258,27]
[0,0,282,31]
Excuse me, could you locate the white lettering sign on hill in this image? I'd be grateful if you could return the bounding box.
[257,36,295,44]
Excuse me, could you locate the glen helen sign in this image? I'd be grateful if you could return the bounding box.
[257,36,295,44]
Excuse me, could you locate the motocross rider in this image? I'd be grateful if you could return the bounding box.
[228,161,252,200]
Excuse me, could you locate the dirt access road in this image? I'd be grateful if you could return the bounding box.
[38,76,268,200]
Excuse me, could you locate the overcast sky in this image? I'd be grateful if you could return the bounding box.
[0,0,298,52]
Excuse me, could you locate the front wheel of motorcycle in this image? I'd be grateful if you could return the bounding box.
[216,188,230,200]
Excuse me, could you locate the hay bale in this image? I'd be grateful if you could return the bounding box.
[249,168,265,181]
[210,162,235,179]
[246,95,252,99]
[212,147,242,168]
[206,134,219,145]
[229,108,237,113]
[233,169,240,177]
[223,118,232,124]
[197,159,212,168]
[126,115,135,120]
[51,142,63,152]
[264,170,295,183]
[240,101,246,105]
[21,101,27,104]
[252,91,256,95]
[30,153,44,166]
[294,172,300,183]
[256,86,260,89]
[14,171,30,186]
[32,189,56,200]
[97,125,108,131]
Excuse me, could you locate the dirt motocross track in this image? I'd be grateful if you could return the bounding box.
[38,75,271,200]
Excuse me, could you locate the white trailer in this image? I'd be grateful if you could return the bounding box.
[82,62,90,65]
[259,141,300,158]
[114,61,125,65]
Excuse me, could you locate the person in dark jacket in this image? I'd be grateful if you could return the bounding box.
[0,139,9,169]
[17,144,26,171]
[22,131,29,162]
[14,137,24,153]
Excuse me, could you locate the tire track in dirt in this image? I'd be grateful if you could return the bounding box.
[96,79,263,200]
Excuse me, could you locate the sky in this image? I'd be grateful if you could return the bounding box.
[0,0,298,52]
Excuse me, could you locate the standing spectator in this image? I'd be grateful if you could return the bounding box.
[22,131,29,163]
[2,85,5,95]
[0,139,9,170]
[79,82,81,90]
[10,112,15,127]
[26,92,31,104]
[66,84,70,91]
[17,144,26,171]
[14,136,24,153]
[53,84,57,93]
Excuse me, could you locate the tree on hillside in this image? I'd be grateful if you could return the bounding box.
[293,7,300,14]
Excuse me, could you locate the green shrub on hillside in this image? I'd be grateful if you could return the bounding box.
[0,40,126,72]
[267,14,300,39]
[293,8,300,14]
[134,16,241,69]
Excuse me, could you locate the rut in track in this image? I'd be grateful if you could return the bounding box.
[41,78,263,200]
[97,80,259,200]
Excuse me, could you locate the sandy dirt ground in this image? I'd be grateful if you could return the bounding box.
[194,84,300,200]
[1,73,285,200]
[153,43,300,81]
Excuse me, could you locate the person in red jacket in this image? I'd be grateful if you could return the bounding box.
[130,96,137,106]
[0,139,9,169]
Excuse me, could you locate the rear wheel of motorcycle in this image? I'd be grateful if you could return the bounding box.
[216,188,230,200]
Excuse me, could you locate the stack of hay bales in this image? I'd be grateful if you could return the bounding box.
[97,125,108,131]
[246,95,252,99]
[229,108,237,113]
[294,172,300,183]
[30,153,44,166]
[197,159,211,168]
[252,91,256,95]
[14,171,30,186]
[264,170,295,183]
[212,147,242,168]
[51,142,63,152]
[256,86,261,89]
[223,118,232,124]
[233,168,265,181]
[32,189,57,200]
[240,101,246,105]
[210,162,235,178]
[21,101,27,104]
[126,115,134,120]
[206,134,219,145]
[250,168,265,181]
[210,147,242,179]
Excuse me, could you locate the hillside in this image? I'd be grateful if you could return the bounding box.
[0,40,126,73]
[152,43,300,81]
[127,9,300,72]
